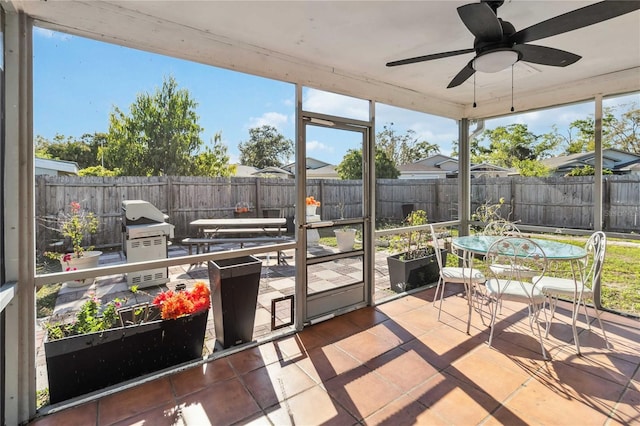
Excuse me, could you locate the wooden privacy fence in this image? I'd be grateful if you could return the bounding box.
[35,175,640,252]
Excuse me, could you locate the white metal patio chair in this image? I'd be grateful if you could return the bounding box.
[485,236,550,359]
[482,219,522,237]
[430,225,486,321]
[482,220,535,278]
[535,231,610,352]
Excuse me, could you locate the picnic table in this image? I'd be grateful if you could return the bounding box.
[191,217,287,238]
[184,217,290,263]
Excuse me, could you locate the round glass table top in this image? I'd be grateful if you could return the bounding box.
[452,235,586,260]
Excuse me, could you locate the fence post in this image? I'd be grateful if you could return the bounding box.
[510,178,516,222]
[603,176,610,230]
[319,179,325,218]
[166,176,174,224]
[255,178,262,217]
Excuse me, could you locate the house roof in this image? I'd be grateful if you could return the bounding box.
[233,164,259,177]
[399,155,512,175]
[306,164,339,178]
[35,157,79,175]
[540,148,640,172]
[398,163,443,173]
[252,166,293,177]
[11,1,639,121]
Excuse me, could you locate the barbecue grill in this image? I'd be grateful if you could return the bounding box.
[121,200,174,288]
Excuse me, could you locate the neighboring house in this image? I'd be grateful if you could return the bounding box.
[468,163,514,178]
[398,154,512,179]
[233,164,259,177]
[233,159,340,179]
[540,148,640,176]
[306,164,339,179]
[35,157,79,176]
[252,166,293,178]
[281,157,340,179]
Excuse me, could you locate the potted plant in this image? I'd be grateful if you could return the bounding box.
[334,227,357,251]
[43,201,101,286]
[386,210,445,293]
[305,195,321,216]
[43,282,210,403]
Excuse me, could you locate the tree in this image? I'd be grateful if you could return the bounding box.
[472,124,559,176]
[191,133,237,177]
[605,103,639,154]
[565,165,613,176]
[238,125,293,169]
[35,133,104,169]
[513,160,551,177]
[336,149,400,179]
[104,75,204,176]
[78,166,121,177]
[376,123,439,166]
[553,103,640,154]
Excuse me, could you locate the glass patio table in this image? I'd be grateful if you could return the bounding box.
[451,235,587,347]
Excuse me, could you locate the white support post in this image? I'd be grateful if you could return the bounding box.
[458,118,471,236]
[3,10,36,424]
[594,95,604,231]
[294,84,305,330]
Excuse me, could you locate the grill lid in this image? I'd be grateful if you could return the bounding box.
[122,200,168,225]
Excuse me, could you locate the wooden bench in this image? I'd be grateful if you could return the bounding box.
[181,236,293,263]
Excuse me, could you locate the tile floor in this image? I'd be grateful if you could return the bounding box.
[30,282,640,425]
[35,243,397,397]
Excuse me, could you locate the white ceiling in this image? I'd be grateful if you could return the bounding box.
[8,0,640,120]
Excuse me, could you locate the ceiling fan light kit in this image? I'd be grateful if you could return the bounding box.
[472,49,519,73]
[386,0,640,89]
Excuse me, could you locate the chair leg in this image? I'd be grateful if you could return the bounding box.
[592,307,612,349]
[433,277,443,307]
[582,301,592,328]
[487,296,499,348]
[545,296,559,338]
[532,304,549,360]
[437,280,447,321]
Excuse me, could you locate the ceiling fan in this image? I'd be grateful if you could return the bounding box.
[386,0,640,88]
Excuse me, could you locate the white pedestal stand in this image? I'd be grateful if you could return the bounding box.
[307,214,320,245]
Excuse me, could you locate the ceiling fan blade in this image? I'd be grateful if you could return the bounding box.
[447,62,475,88]
[457,3,503,40]
[511,1,640,44]
[514,44,581,67]
[386,48,475,67]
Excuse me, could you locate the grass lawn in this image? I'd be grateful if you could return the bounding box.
[36,283,62,318]
[480,234,640,316]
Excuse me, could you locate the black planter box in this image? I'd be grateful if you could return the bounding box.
[44,307,208,404]
[207,256,262,349]
[387,250,446,293]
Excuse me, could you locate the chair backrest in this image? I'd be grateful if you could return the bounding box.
[486,236,548,295]
[584,231,607,293]
[429,224,445,270]
[482,220,522,237]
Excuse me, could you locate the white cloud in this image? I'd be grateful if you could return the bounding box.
[303,89,369,120]
[376,103,458,155]
[306,140,334,154]
[247,112,288,130]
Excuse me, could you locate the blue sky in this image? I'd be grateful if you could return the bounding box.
[33,27,638,167]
